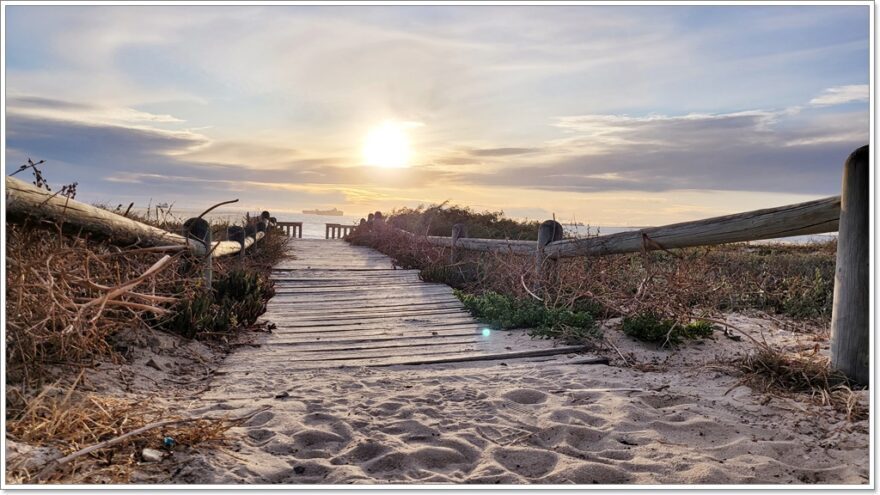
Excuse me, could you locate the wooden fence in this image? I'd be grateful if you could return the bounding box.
[326,223,356,239]
[382,146,870,385]
[277,221,303,238]
[5,176,277,287]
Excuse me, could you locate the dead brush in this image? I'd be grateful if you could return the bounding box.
[6,222,188,389]
[6,218,290,387]
[736,344,867,422]
[6,373,250,484]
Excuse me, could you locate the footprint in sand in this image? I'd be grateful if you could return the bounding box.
[379,419,439,441]
[289,429,350,454]
[410,446,469,471]
[246,428,276,443]
[527,424,607,451]
[244,410,275,427]
[364,451,410,474]
[503,388,548,405]
[332,440,390,465]
[492,447,558,478]
[547,462,633,484]
[547,408,607,428]
[284,460,332,483]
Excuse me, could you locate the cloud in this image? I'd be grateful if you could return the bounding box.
[5,111,455,208]
[6,114,207,168]
[551,110,782,154]
[458,106,868,196]
[3,6,870,220]
[809,84,869,106]
[468,147,539,157]
[7,94,185,127]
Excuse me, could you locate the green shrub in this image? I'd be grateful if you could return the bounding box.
[455,290,600,344]
[621,312,714,347]
[163,269,274,339]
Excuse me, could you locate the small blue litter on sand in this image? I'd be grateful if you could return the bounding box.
[163,437,175,448]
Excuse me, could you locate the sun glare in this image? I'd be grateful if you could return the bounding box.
[363,122,412,168]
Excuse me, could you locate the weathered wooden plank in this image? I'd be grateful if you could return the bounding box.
[265,300,463,313]
[267,315,477,329]
[258,335,482,350]
[272,285,452,295]
[224,342,487,364]
[266,326,483,341]
[271,278,423,285]
[265,302,464,316]
[218,345,589,372]
[271,271,418,276]
[266,306,467,321]
[265,293,460,304]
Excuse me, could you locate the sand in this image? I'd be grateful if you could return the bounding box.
[149,314,869,485]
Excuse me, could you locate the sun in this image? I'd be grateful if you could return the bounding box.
[362,122,412,168]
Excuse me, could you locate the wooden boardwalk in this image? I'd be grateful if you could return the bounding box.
[216,239,586,376]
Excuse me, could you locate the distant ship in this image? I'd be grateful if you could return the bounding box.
[302,207,344,216]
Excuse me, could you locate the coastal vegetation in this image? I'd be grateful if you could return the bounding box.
[346,203,864,420]
[5,164,289,483]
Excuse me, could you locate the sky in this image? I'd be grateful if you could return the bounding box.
[4,4,871,226]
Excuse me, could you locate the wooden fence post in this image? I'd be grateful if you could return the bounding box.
[831,145,869,385]
[536,220,564,292]
[184,217,212,289]
[451,223,467,264]
[227,225,246,260]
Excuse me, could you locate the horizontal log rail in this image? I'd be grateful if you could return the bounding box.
[5,175,267,258]
[415,195,840,258]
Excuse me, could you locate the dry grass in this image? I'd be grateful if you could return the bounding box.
[6,222,186,388]
[349,220,836,326]
[6,210,290,483]
[6,372,245,484]
[349,218,865,421]
[736,345,867,422]
[6,217,290,387]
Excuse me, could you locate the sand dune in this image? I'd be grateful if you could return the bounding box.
[164,317,867,485]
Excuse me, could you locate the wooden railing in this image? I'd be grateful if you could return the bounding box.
[374,146,870,385]
[277,221,303,238]
[422,195,841,258]
[326,223,356,239]
[5,176,278,288]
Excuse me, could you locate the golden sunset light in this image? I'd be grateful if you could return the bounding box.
[362,121,413,168]
[3,2,872,488]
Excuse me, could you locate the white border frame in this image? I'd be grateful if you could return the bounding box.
[0,1,874,492]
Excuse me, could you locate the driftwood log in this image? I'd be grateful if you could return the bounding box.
[6,176,265,258]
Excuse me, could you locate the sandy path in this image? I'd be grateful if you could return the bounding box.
[163,241,867,485]
[174,351,867,484]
